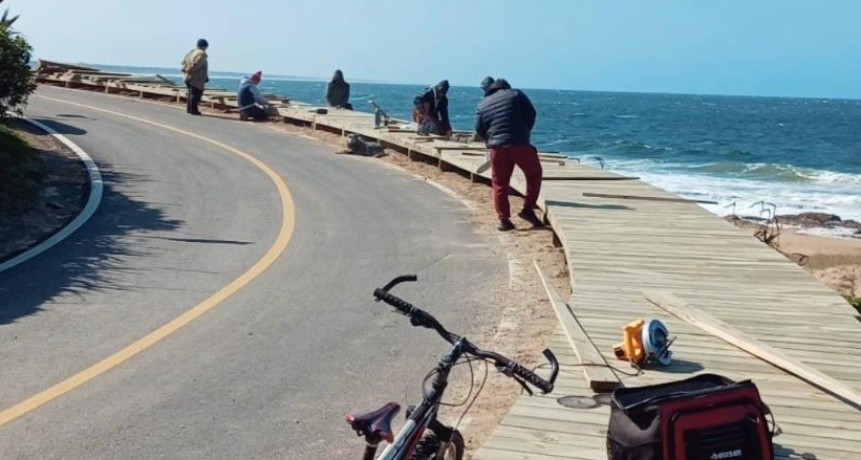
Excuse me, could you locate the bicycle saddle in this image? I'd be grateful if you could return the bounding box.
[346,402,401,443]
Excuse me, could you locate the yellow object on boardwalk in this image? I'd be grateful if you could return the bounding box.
[613,319,673,366]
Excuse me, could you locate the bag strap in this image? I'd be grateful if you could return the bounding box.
[762,402,782,438]
[620,380,759,413]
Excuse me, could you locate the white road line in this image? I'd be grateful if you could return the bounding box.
[0,117,104,273]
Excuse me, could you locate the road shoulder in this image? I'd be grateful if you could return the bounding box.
[0,119,91,266]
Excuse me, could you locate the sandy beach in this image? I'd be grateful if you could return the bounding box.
[766,228,861,301]
[729,217,861,309]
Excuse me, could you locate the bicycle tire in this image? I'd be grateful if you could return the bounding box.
[409,429,464,460]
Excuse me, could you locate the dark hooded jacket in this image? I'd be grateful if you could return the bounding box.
[414,80,451,133]
[326,71,351,108]
[474,79,536,148]
[237,75,268,110]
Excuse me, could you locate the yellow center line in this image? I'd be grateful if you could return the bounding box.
[0,95,296,427]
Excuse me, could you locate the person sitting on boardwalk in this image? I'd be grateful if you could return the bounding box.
[412,80,451,136]
[182,38,209,116]
[237,71,271,121]
[326,70,353,110]
[474,78,544,231]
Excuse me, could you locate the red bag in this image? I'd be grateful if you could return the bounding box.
[607,374,775,460]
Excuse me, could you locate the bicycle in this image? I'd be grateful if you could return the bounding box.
[346,275,560,460]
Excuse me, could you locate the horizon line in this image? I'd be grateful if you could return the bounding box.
[41,59,861,102]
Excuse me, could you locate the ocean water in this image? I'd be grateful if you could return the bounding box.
[102,66,861,223]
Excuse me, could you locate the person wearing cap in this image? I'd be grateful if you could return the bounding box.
[325,69,353,110]
[237,71,271,121]
[182,39,209,115]
[412,80,451,136]
[474,78,543,231]
[480,76,495,96]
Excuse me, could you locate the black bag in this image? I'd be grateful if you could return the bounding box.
[607,374,774,460]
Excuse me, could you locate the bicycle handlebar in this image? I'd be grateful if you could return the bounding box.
[373,275,558,395]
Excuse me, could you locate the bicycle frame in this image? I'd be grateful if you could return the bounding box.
[355,274,558,460]
[369,338,469,460]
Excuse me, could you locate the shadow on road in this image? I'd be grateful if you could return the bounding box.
[145,236,253,245]
[0,167,183,325]
[32,116,89,135]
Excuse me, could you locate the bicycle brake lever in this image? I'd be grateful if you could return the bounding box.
[496,364,534,396]
[512,374,534,396]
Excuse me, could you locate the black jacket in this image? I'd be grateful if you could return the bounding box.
[414,86,451,133]
[474,82,536,148]
[326,80,350,108]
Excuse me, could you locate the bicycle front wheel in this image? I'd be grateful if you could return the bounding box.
[409,429,465,460]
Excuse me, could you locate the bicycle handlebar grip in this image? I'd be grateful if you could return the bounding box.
[373,289,415,316]
[543,348,560,389]
[510,362,554,394]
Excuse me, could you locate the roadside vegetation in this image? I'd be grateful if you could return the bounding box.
[0,0,42,215]
[1,0,36,116]
[0,124,43,214]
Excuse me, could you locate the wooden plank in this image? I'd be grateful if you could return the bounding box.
[457,149,568,159]
[68,71,133,78]
[384,128,419,133]
[37,60,99,72]
[457,151,566,166]
[534,260,621,392]
[583,192,718,204]
[644,290,861,411]
[434,145,486,151]
[543,176,638,181]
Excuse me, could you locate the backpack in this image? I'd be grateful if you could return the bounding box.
[607,374,775,460]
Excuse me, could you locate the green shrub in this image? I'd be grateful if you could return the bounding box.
[0,12,37,117]
[0,124,43,214]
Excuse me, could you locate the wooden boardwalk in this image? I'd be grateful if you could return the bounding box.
[35,72,861,459]
[281,105,861,460]
[475,177,861,460]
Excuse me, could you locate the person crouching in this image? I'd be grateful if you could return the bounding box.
[237,71,271,121]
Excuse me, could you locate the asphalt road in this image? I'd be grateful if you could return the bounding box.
[0,86,506,459]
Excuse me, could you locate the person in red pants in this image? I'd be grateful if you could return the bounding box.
[475,78,544,231]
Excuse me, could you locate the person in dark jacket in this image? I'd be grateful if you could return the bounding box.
[412,80,451,136]
[237,71,271,121]
[326,70,353,110]
[474,78,544,231]
[480,76,495,96]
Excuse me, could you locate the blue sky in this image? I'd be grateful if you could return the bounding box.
[8,0,861,98]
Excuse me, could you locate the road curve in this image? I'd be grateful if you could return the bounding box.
[0,86,507,459]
